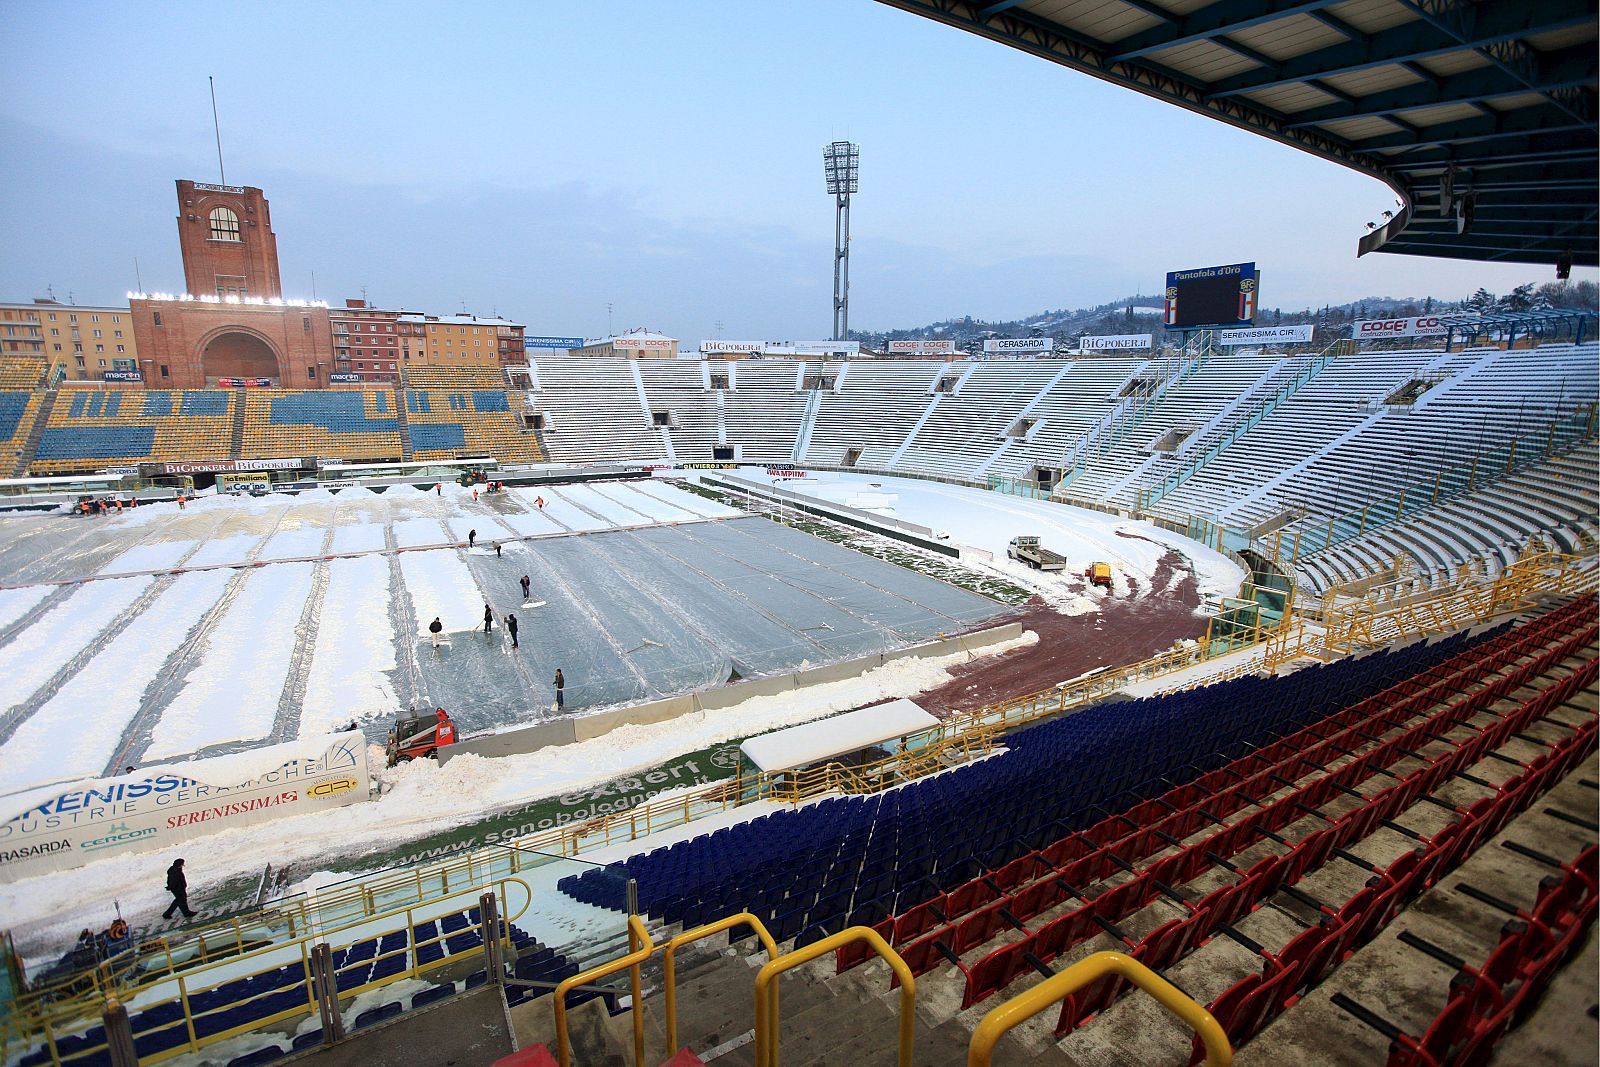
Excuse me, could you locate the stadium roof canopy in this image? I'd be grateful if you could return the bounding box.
[1434,307,1592,343]
[877,0,1598,268]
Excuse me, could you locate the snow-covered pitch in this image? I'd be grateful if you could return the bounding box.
[0,476,1008,792]
[0,469,1244,959]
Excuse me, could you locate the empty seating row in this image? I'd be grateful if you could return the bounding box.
[557,622,1510,934]
[0,355,48,389]
[829,600,1594,1062]
[19,908,519,1066]
[1335,838,1596,1067]
[32,389,236,472]
[835,603,1591,986]
[239,388,401,461]
[0,390,43,475]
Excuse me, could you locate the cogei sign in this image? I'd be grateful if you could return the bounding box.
[0,732,370,881]
[1353,316,1448,340]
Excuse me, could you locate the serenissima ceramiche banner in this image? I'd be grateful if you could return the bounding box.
[0,732,370,881]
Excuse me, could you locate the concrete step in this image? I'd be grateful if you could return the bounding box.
[1239,751,1599,1067]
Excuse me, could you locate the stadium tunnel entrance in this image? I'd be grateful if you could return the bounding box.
[199,327,282,385]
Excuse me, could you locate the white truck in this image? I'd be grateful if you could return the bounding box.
[1007,535,1068,571]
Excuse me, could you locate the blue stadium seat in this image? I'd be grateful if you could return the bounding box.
[268,392,398,433]
[410,423,465,450]
[352,1001,403,1029]
[411,983,454,1009]
[180,392,230,416]
[34,426,156,459]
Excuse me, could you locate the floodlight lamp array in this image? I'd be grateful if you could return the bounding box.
[823,141,859,195]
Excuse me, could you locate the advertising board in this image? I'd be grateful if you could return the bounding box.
[983,337,1055,353]
[791,341,861,355]
[523,336,585,349]
[1352,316,1448,339]
[886,340,956,355]
[158,458,303,475]
[0,733,370,881]
[700,340,766,354]
[102,371,144,382]
[1215,324,1316,346]
[1079,334,1153,352]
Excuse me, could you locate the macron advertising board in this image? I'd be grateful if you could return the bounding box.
[1215,324,1316,346]
[0,732,370,881]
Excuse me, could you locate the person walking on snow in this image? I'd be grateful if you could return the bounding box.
[494,542,502,558]
[428,617,443,648]
[520,575,531,600]
[468,529,477,549]
[535,495,545,510]
[553,668,565,710]
[507,613,519,649]
[163,858,196,920]
[483,603,494,634]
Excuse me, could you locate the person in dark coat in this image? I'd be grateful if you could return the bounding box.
[468,529,477,548]
[483,603,494,634]
[519,575,531,600]
[553,668,565,709]
[428,617,443,648]
[507,613,519,649]
[163,858,196,920]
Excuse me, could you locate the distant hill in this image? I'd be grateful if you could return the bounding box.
[854,281,1597,350]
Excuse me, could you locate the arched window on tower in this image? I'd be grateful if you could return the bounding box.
[209,206,241,242]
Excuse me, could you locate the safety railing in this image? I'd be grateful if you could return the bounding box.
[755,926,914,1067]
[966,952,1230,1067]
[1137,340,1346,512]
[553,915,653,1067]
[1095,350,1209,459]
[663,913,781,1056]
[1258,401,1598,566]
[6,876,534,1065]
[1264,550,1596,668]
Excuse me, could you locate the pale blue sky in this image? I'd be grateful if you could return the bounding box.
[1,0,1589,341]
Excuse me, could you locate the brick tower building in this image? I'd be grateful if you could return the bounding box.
[131,180,333,388]
[174,180,283,300]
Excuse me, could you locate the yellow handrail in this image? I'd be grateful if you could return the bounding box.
[8,875,532,1053]
[552,915,654,1067]
[663,913,780,1056]
[753,926,914,1067]
[967,952,1231,1067]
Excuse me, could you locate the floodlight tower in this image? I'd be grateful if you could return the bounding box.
[823,141,859,343]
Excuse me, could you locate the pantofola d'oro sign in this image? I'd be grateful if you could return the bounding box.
[0,732,370,882]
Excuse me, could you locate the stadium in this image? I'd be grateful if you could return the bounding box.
[0,2,1597,1066]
